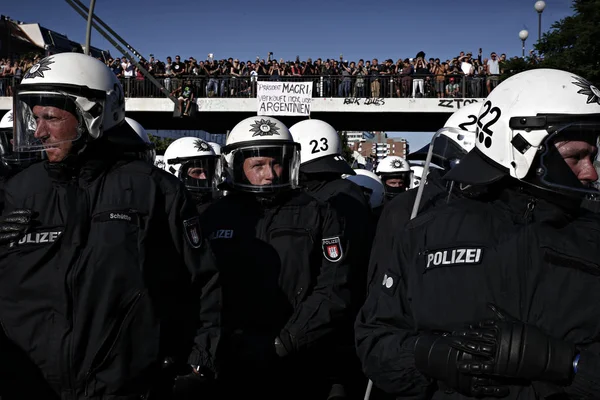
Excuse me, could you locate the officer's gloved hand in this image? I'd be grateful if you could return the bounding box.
[450,303,576,382]
[415,333,510,398]
[0,209,34,245]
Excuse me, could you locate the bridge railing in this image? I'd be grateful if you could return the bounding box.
[0,74,497,99]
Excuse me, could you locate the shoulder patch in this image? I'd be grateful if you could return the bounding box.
[425,246,484,270]
[183,216,202,248]
[322,236,343,262]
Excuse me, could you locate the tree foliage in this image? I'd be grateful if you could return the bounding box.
[535,0,600,84]
[148,134,174,155]
[495,1,600,84]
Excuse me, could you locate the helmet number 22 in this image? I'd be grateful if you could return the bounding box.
[310,138,329,154]
[476,100,502,148]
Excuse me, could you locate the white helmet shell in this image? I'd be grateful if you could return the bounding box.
[344,169,384,209]
[376,156,411,174]
[226,116,293,147]
[14,53,126,152]
[289,119,341,164]
[125,117,155,164]
[444,102,481,132]
[0,110,13,130]
[410,165,425,188]
[207,142,222,156]
[441,102,479,152]
[164,137,220,194]
[125,117,151,145]
[474,69,600,180]
[223,116,300,193]
[164,137,216,177]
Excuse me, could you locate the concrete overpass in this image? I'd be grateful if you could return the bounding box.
[0,96,484,132]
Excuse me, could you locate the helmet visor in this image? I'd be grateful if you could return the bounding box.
[380,171,412,195]
[226,143,300,193]
[407,128,470,170]
[539,121,600,200]
[180,157,219,193]
[14,87,104,152]
[0,128,42,168]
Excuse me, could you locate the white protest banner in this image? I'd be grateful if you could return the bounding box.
[257,81,313,116]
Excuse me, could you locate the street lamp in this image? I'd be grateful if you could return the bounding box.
[534,0,546,44]
[519,30,529,58]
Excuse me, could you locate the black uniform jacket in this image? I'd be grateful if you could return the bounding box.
[200,190,354,370]
[0,153,221,399]
[356,186,600,399]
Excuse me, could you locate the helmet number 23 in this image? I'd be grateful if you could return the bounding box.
[310,138,329,154]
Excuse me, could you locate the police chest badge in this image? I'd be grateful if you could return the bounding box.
[322,237,343,262]
[183,216,202,249]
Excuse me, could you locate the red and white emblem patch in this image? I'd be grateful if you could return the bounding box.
[322,236,343,262]
[183,216,202,249]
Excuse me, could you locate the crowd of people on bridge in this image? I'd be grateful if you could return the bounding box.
[1,48,535,100]
[103,49,517,99]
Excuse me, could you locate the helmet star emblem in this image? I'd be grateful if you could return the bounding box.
[572,76,600,105]
[194,139,210,152]
[391,159,404,169]
[249,119,280,137]
[23,57,55,80]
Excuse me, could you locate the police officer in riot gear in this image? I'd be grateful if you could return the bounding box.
[343,169,384,212]
[125,117,156,164]
[290,119,372,398]
[375,156,412,201]
[368,103,479,268]
[356,68,600,399]
[0,53,221,400]
[164,137,221,213]
[201,116,358,400]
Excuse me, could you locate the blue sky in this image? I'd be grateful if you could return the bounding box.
[4,0,573,64]
[3,0,574,150]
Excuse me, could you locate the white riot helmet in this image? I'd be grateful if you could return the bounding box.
[207,142,221,156]
[344,169,384,209]
[164,137,220,194]
[409,162,444,189]
[13,53,127,154]
[289,119,355,176]
[410,165,425,189]
[410,163,444,189]
[223,116,300,194]
[154,154,166,170]
[445,69,600,200]
[376,156,413,198]
[125,117,155,164]
[0,109,42,172]
[407,103,478,171]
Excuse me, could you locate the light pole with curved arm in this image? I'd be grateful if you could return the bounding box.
[84,0,97,55]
